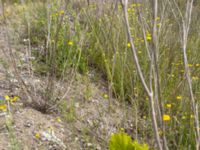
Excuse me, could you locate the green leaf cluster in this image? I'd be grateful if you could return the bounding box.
[109,132,149,150]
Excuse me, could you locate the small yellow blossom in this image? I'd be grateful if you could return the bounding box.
[59,10,65,15]
[35,133,41,139]
[196,64,200,67]
[68,41,73,46]
[163,114,170,121]
[155,17,160,21]
[56,117,62,123]
[190,115,195,119]
[192,76,199,81]
[0,104,7,111]
[176,96,182,100]
[182,116,186,120]
[170,74,175,77]
[103,94,108,99]
[146,31,152,41]
[166,104,172,108]
[157,23,161,27]
[4,95,10,101]
[188,64,193,67]
[120,128,125,132]
[10,96,19,103]
[146,33,152,41]
[127,43,131,48]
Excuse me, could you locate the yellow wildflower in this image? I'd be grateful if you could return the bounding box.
[171,74,175,77]
[103,94,108,99]
[182,116,186,120]
[176,96,182,100]
[10,96,19,102]
[155,17,160,21]
[35,133,41,139]
[166,104,172,108]
[120,128,125,132]
[0,104,7,111]
[188,64,193,67]
[192,76,199,81]
[60,10,65,15]
[127,43,131,48]
[56,117,62,123]
[4,95,10,101]
[196,64,200,67]
[163,115,170,121]
[68,41,73,46]
[190,115,195,119]
[157,23,161,27]
[146,33,152,41]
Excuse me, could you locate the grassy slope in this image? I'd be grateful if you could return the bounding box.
[1,0,200,149]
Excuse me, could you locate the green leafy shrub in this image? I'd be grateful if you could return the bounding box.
[109,131,149,150]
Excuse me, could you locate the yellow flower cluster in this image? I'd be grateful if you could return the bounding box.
[5,95,19,103]
[192,76,199,81]
[0,95,19,111]
[53,10,65,17]
[146,31,152,41]
[163,114,170,121]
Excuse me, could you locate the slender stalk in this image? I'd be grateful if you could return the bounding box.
[168,0,200,149]
[120,0,163,149]
[182,1,200,148]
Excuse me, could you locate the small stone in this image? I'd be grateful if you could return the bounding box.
[24,121,32,128]
[96,145,101,150]
[75,102,79,108]
[87,143,93,147]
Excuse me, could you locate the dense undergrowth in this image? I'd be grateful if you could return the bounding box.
[2,0,200,149]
